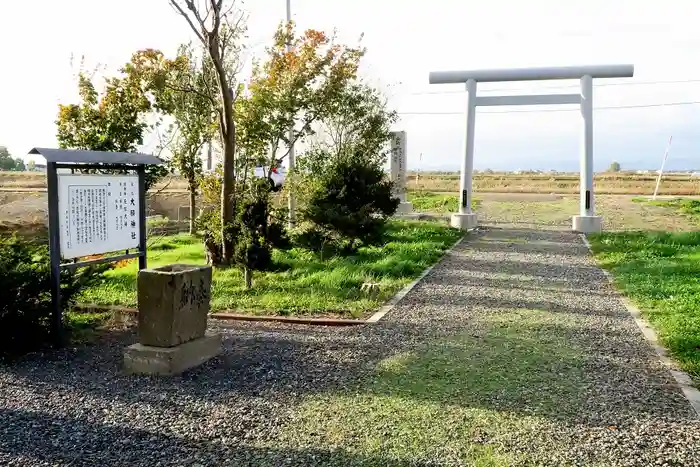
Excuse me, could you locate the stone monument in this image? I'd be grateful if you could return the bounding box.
[389,131,413,214]
[124,264,221,376]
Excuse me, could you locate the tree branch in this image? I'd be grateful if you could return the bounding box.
[151,176,174,196]
[221,0,236,19]
[216,108,226,140]
[184,0,208,30]
[155,123,179,159]
[222,10,247,76]
[163,80,217,108]
[210,0,222,35]
[169,0,207,44]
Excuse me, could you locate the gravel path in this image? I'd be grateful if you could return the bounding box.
[1,227,699,466]
[397,228,700,465]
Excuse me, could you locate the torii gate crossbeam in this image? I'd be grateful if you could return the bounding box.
[428,64,635,233]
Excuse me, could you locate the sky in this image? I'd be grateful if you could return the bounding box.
[1,0,699,172]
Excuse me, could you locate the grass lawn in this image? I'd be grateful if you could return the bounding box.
[275,309,588,465]
[632,197,700,221]
[64,311,117,344]
[407,190,479,214]
[588,231,700,382]
[632,196,700,220]
[78,220,463,318]
[478,198,576,227]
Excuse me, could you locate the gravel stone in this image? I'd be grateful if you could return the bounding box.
[1,226,698,466]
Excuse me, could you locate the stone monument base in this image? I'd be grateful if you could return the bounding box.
[124,332,222,376]
[396,201,413,214]
[572,215,602,233]
[451,213,478,231]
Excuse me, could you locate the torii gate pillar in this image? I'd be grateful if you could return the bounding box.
[572,74,599,233]
[429,64,634,233]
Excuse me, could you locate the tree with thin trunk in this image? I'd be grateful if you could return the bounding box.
[317,81,398,163]
[169,0,247,264]
[124,45,217,235]
[240,23,365,174]
[55,74,169,190]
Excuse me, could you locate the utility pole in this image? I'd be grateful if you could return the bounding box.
[286,0,296,228]
[206,141,213,172]
[652,136,673,200]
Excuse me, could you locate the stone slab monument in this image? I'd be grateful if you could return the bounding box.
[389,131,413,214]
[124,264,221,376]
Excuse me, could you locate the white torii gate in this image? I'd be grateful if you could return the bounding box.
[428,64,635,233]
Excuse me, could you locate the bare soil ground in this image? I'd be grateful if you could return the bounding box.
[5,171,700,195]
[410,172,700,195]
[0,191,192,236]
[1,191,696,235]
[0,192,49,235]
[0,173,190,191]
[475,193,698,231]
[2,169,698,234]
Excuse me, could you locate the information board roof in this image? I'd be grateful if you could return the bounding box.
[29,148,163,165]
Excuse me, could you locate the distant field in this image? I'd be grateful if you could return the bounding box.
[0,172,190,191]
[409,171,700,195]
[2,170,700,235]
[4,170,699,196]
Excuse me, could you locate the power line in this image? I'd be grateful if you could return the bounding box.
[397,100,700,116]
[399,78,700,96]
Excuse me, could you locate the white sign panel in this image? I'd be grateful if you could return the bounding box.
[389,131,407,201]
[57,174,140,259]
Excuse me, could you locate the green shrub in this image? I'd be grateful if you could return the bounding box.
[0,235,109,359]
[198,179,290,287]
[291,223,328,252]
[290,222,350,259]
[300,149,399,253]
[235,179,292,286]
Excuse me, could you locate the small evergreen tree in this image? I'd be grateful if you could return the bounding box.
[301,149,399,253]
[199,178,289,289]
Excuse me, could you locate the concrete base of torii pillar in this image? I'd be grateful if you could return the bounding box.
[451,213,478,231]
[572,215,602,233]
